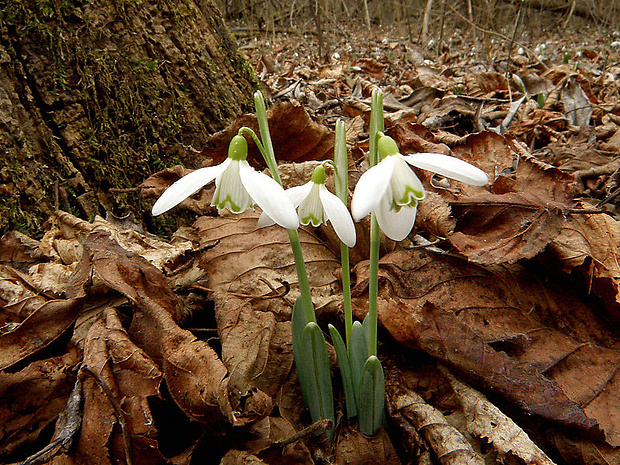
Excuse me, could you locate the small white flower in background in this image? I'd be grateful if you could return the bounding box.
[258,164,356,248]
[152,135,299,230]
[351,134,488,241]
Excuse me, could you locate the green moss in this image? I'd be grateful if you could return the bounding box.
[0,0,255,238]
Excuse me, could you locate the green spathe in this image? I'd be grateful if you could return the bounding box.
[228,134,249,160]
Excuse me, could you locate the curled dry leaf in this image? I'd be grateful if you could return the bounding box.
[548,207,620,321]
[447,132,575,264]
[0,298,83,371]
[443,369,557,465]
[65,230,240,426]
[386,380,484,465]
[74,308,164,465]
[0,349,80,459]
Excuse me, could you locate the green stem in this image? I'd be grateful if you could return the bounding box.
[333,119,353,350]
[252,91,316,324]
[367,88,383,357]
[253,92,282,184]
[367,214,380,356]
[340,243,353,350]
[288,229,316,324]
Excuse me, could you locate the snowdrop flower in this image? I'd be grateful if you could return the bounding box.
[152,135,299,230]
[258,164,356,247]
[351,134,488,241]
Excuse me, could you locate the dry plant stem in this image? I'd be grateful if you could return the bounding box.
[422,0,434,46]
[447,4,547,70]
[314,0,326,60]
[506,0,525,77]
[437,0,447,60]
[363,0,371,31]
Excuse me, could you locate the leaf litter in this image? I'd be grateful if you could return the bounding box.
[3,21,620,465]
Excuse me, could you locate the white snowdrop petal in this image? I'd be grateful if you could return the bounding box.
[375,195,417,241]
[404,153,488,186]
[239,162,299,230]
[285,182,314,207]
[257,212,276,228]
[351,157,395,221]
[318,185,356,248]
[258,183,313,228]
[152,160,231,216]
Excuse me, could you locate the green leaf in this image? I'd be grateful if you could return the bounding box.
[292,296,311,407]
[358,355,385,435]
[300,322,335,436]
[328,324,357,418]
[349,320,368,409]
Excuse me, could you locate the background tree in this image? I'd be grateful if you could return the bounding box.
[0,0,257,238]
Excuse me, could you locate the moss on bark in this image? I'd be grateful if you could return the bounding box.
[0,0,258,238]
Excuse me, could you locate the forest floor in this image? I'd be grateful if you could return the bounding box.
[2,19,620,465]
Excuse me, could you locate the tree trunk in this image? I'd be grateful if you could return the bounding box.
[0,0,257,238]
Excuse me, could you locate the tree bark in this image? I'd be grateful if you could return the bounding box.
[0,0,257,238]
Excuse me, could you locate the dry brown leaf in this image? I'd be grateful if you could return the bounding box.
[465,71,510,98]
[386,384,484,465]
[74,308,164,465]
[0,298,83,371]
[188,210,341,316]
[199,101,334,167]
[444,370,557,465]
[0,349,80,458]
[335,424,401,465]
[447,133,575,264]
[65,231,240,426]
[548,208,620,320]
[352,248,620,441]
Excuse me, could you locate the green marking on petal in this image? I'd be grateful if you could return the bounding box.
[396,185,424,207]
[301,213,323,227]
[217,196,243,212]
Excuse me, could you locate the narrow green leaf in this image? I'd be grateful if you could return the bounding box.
[328,324,357,418]
[292,296,312,408]
[349,320,368,409]
[358,355,385,435]
[300,322,335,438]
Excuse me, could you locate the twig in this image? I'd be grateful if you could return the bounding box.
[273,419,334,446]
[82,367,133,465]
[446,4,547,70]
[19,377,83,465]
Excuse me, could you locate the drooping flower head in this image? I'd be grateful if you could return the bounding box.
[351,134,488,241]
[259,164,356,248]
[152,135,299,230]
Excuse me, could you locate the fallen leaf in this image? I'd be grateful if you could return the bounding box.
[352,248,620,442]
[444,369,557,465]
[199,101,334,167]
[0,349,80,459]
[0,298,83,371]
